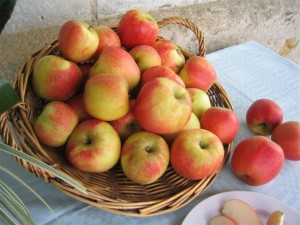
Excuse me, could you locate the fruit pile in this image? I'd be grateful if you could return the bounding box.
[231,99,300,186]
[32,9,236,185]
[31,9,299,187]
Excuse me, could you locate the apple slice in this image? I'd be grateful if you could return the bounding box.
[221,199,263,225]
[209,215,239,225]
[266,211,284,225]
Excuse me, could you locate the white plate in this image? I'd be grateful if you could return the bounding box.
[182,191,300,225]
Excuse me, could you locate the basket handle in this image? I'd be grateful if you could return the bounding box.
[157,17,206,57]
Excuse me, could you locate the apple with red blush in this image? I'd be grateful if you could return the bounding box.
[271,121,300,161]
[231,136,284,186]
[66,119,121,172]
[32,55,82,101]
[117,9,159,49]
[201,107,239,144]
[121,131,170,184]
[246,99,283,136]
[58,19,99,63]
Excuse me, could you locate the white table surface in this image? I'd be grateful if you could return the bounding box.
[1,41,300,225]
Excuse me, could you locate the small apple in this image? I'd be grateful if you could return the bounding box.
[84,74,130,121]
[179,56,217,91]
[231,136,284,186]
[32,55,82,101]
[78,63,93,91]
[129,45,161,72]
[58,19,99,63]
[89,47,141,91]
[153,40,185,74]
[66,119,121,172]
[271,121,300,161]
[134,77,192,134]
[91,25,121,61]
[200,107,239,144]
[162,112,200,145]
[170,128,224,180]
[209,215,239,225]
[121,131,170,185]
[187,87,211,120]
[246,99,283,136]
[110,100,142,142]
[221,199,263,225]
[117,9,159,49]
[141,65,185,87]
[33,101,78,147]
[66,93,91,122]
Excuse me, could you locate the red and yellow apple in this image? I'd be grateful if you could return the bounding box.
[33,101,78,147]
[117,9,159,49]
[129,45,161,72]
[121,131,170,184]
[110,100,142,142]
[153,40,185,74]
[66,119,121,172]
[231,136,284,186]
[187,87,211,120]
[89,47,140,91]
[91,25,121,60]
[58,19,99,63]
[171,128,224,180]
[141,65,185,87]
[32,55,82,101]
[246,99,283,136]
[271,121,300,161]
[134,77,192,134]
[201,107,239,144]
[179,56,217,91]
[162,112,200,144]
[78,63,93,91]
[84,74,129,121]
[66,93,91,122]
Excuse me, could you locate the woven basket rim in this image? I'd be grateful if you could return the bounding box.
[0,17,234,217]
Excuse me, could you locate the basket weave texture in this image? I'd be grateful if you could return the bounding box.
[0,17,234,216]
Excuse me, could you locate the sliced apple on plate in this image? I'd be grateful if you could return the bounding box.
[221,199,263,225]
[266,210,284,225]
[209,215,239,225]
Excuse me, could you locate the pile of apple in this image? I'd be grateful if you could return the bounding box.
[231,98,300,186]
[31,9,240,185]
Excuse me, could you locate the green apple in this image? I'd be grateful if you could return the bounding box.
[162,112,200,145]
[187,87,211,120]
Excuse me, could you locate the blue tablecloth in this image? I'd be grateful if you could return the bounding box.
[1,41,299,225]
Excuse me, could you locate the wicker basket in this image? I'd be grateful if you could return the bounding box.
[0,17,234,217]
